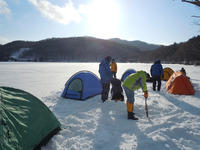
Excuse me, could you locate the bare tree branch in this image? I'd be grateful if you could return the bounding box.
[182,0,200,7]
[191,15,200,18]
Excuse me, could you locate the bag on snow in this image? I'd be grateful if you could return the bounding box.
[111,78,124,101]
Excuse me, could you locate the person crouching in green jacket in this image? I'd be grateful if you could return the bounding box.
[122,71,148,120]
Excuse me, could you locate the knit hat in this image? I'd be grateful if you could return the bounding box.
[106,56,111,61]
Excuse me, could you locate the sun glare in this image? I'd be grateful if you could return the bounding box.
[83,0,119,39]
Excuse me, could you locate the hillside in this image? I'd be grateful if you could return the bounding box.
[0,36,199,64]
[109,38,162,51]
[138,36,200,64]
[0,37,141,62]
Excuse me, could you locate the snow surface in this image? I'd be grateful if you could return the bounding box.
[0,62,200,150]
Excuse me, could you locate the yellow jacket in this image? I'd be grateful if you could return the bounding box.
[110,62,117,72]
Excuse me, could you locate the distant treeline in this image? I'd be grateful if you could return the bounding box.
[0,36,199,65]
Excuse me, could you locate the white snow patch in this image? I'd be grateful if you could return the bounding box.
[0,62,200,150]
[10,48,31,59]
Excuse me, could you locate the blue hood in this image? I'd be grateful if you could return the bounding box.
[99,59,112,83]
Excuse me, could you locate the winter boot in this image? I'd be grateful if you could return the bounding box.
[127,112,138,120]
[102,99,107,103]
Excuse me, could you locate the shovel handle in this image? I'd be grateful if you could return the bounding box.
[145,98,148,117]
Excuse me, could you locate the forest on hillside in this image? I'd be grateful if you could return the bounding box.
[0,36,199,64]
[138,36,200,65]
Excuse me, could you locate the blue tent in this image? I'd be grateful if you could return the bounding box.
[61,71,102,100]
[121,69,136,82]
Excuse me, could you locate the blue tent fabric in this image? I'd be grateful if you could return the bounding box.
[121,69,136,82]
[61,71,102,100]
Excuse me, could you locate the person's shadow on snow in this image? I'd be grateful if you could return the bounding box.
[92,99,170,150]
[157,92,200,116]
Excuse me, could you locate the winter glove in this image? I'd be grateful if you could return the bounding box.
[144,91,148,98]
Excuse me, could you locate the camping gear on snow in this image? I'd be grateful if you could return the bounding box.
[110,78,124,101]
[162,67,174,81]
[165,71,195,95]
[61,71,102,100]
[146,72,153,82]
[121,69,136,82]
[0,86,61,150]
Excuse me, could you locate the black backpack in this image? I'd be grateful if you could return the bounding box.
[111,78,124,101]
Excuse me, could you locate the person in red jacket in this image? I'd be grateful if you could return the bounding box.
[110,59,117,78]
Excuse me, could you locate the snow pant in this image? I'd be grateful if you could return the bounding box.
[152,76,161,91]
[123,86,135,113]
[111,71,116,78]
[101,82,110,101]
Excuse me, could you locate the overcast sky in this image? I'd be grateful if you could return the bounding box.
[0,0,200,45]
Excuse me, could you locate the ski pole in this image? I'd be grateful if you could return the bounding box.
[145,97,148,117]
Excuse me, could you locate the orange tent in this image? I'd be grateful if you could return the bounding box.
[165,71,195,95]
[162,67,174,81]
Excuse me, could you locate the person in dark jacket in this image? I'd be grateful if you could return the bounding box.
[99,56,113,102]
[180,67,186,76]
[150,59,164,91]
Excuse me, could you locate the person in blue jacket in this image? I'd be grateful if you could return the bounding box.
[150,59,164,91]
[99,56,113,102]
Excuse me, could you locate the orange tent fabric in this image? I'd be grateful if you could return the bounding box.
[162,67,174,81]
[165,71,195,95]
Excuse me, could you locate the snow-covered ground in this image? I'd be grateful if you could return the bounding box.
[0,62,200,150]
